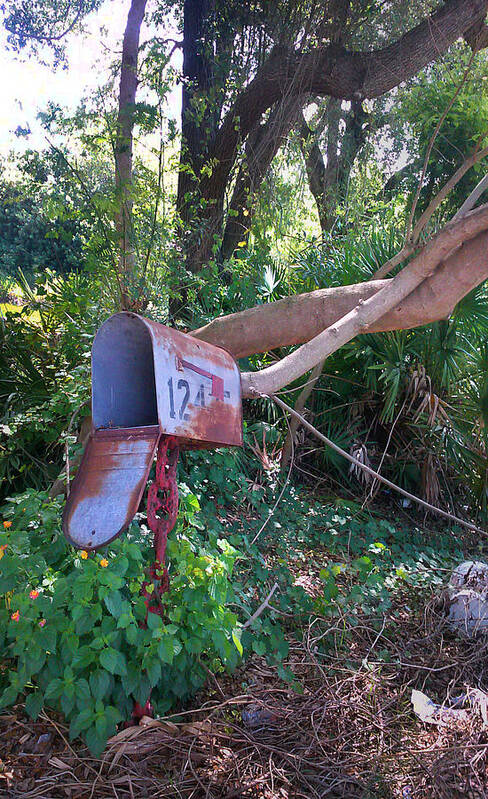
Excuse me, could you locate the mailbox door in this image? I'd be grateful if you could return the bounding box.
[146,322,243,448]
[63,426,160,550]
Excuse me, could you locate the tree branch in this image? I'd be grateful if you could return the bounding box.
[203,0,488,205]
[239,205,488,397]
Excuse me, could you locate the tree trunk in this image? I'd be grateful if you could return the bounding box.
[300,98,369,234]
[114,0,147,310]
[221,95,304,260]
[203,0,488,237]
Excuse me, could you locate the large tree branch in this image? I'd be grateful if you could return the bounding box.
[202,0,488,204]
[238,205,488,397]
[192,210,488,392]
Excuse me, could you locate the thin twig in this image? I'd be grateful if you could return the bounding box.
[242,583,279,630]
[269,393,488,537]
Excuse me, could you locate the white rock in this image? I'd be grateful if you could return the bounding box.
[448,561,488,637]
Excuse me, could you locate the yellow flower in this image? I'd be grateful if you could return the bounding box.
[0,544,7,561]
[29,590,39,600]
[3,521,12,529]
[237,241,247,247]
[243,209,249,216]
[80,550,88,559]
[100,558,109,568]
[11,610,20,622]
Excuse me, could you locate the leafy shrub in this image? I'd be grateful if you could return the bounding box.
[0,270,105,500]
[0,488,241,755]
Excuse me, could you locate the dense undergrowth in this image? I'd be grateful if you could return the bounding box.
[0,438,469,755]
[0,262,484,755]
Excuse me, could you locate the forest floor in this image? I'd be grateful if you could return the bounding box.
[2,571,488,799]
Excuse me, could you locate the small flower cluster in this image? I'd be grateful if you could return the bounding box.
[11,587,45,626]
[80,550,109,568]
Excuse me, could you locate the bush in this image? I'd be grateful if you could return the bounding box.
[0,488,241,755]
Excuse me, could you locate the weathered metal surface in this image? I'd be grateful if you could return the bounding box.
[144,435,179,605]
[92,312,243,448]
[63,312,243,550]
[63,426,160,550]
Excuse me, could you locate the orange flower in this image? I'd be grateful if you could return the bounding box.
[11,610,19,622]
[0,544,7,561]
[38,619,46,628]
[100,558,108,568]
[80,550,88,559]
[29,590,39,600]
[3,521,12,529]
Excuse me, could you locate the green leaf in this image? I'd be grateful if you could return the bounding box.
[75,679,91,707]
[89,670,111,702]
[125,624,139,645]
[85,724,107,757]
[146,657,162,687]
[232,630,243,657]
[157,636,174,664]
[147,612,162,630]
[99,648,127,676]
[0,686,18,710]
[104,591,123,618]
[72,646,95,669]
[25,691,44,720]
[45,678,63,701]
[69,707,94,739]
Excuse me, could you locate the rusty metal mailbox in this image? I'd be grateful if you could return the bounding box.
[63,312,242,551]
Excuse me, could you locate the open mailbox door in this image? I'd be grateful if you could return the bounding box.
[63,312,242,551]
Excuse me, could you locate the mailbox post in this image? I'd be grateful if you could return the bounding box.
[63,312,242,594]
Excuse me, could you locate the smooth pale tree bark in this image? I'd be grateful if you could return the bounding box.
[192,229,488,359]
[114,0,148,309]
[238,205,488,397]
[191,206,488,396]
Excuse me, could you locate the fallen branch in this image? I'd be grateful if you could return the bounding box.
[270,394,487,536]
[193,226,488,361]
[452,171,488,219]
[240,204,488,397]
[242,583,280,630]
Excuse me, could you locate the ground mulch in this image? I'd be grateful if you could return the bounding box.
[1,596,488,798]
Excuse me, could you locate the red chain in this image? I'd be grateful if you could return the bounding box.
[142,435,179,615]
[132,435,179,723]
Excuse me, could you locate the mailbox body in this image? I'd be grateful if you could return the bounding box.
[63,313,242,550]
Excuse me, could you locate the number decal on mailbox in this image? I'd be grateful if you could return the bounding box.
[167,374,226,422]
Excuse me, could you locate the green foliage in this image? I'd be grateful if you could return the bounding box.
[0,271,104,500]
[394,47,488,224]
[0,488,241,756]
[0,181,84,278]
[1,0,103,64]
